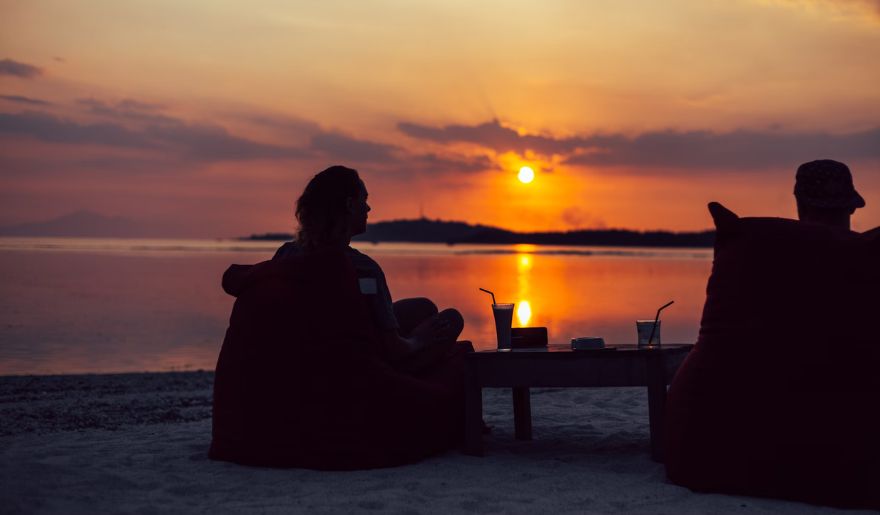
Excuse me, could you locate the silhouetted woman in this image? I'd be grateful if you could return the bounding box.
[273,165,466,372]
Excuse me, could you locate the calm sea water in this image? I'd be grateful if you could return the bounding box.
[0,237,712,375]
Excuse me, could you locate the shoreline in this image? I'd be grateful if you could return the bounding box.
[0,371,214,437]
[0,371,864,514]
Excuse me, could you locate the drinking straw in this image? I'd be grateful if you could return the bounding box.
[479,288,497,305]
[648,300,674,345]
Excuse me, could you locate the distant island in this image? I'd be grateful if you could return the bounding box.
[246,218,715,248]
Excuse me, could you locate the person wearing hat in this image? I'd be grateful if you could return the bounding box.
[794,159,866,231]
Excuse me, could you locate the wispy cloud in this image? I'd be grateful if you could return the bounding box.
[399,119,582,156]
[363,153,494,182]
[5,101,878,178]
[399,119,880,171]
[309,132,399,163]
[764,0,880,21]
[565,128,880,170]
[77,98,163,112]
[0,110,306,161]
[0,110,155,149]
[0,94,51,106]
[77,98,178,125]
[307,131,493,175]
[146,121,306,161]
[405,153,494,175]
[0,59,43,78]
[232,111,321,135]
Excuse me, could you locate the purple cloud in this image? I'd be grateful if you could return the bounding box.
[565,128,880,170]
[308,132,493,174]
[399,119,880,171]
[77,98,178,125]
[1,97,508,183]
[1,94,51,106]
[405,153,494,174]
[399,119,582,155]
[0,110,154,148]
[146,121,307,161]
[310,132,399,162]
[232,112,321,135]
[0,110,306,161]
[0,59,43,78]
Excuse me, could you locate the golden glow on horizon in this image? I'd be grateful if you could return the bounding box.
[518,166,535,184]
[515,245,536,257]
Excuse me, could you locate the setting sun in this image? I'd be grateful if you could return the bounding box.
[518,166,535,184]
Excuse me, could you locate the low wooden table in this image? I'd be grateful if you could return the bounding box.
[463,343,693,462]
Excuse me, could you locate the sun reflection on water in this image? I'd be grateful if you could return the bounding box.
[517,300,532,326]
[515,247,535,327]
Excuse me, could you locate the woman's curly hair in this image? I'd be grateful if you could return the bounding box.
[295,165,363,250]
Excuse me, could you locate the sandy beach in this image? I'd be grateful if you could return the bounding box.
[0,372,868,514]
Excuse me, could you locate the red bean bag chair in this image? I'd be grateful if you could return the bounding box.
[209,249,466,469]
[665,203,880,509]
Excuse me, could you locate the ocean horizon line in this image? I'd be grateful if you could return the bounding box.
[0,236,713,259]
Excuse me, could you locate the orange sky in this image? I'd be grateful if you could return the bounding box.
[1,0,879,236]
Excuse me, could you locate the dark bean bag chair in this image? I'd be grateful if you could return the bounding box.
[664,202,880,509]
[209,249,466,470]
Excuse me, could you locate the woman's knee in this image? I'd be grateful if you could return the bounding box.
[393,297,438,316]
[438,308,464,337]
[393,297,438,336]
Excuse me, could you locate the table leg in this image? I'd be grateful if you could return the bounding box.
[646,353,667,462]
[464,365,484,456]
[513,387,532,440]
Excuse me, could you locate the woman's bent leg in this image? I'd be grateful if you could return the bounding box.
[436,308,464,343]
[395,307,466,375]
[393,297,438,337]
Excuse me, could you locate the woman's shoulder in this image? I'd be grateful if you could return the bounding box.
[346,246,384,274]
[273,240,301,259]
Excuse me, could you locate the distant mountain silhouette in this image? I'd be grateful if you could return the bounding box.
[454,226,715,247]
[359,218,499,243]
[0,210,149,237]
[247,218,715,248]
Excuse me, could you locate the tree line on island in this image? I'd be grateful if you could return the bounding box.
[246,218,715,248]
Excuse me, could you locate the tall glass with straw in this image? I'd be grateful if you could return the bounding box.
[480,288,514,351]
